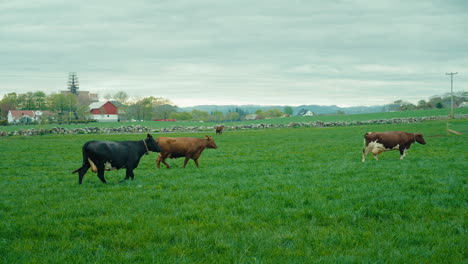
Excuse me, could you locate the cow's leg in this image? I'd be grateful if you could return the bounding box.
[193,158,200,168]
[96,167,107,183]
[183,157,190,168]
[399,148,407,160]
[123,168,135,181]
[75,164,90,184]
[161,157,170,169]
[362,145,372,162]
[362,147,368,162]
[156,153,169,168]
[192,153,202,168]
[158,153,170,168]
[156,154,162,168]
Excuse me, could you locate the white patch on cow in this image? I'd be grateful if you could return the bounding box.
[369,141,399,153]
[368,141,386,155]
[362,140,400,162]
[104,161,117,171]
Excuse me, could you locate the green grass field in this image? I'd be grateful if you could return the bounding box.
[0,116,466,263]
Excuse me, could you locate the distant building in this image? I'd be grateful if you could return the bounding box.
[109,101,127,121]
[89,101,119,122]
[244,114,258,120]
[7,110,54,124]
[61,90,99,106]
[297,109,314,116]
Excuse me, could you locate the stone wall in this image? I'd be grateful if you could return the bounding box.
[1,115,465,137]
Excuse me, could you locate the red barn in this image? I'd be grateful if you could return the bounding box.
[89,101,119,122]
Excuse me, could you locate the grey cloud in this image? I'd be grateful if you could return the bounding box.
[1,0,466,106]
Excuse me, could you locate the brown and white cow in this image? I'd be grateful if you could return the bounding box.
[156,135,218,168]
[362,131,426,162]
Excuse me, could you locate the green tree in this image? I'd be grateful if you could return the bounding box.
[234,107,247,118]
[428,97,443,108]
[127,96,176,121]
[17,92,34,110]
[391,100,416,111]
[33,91,47,110]
[48,93,77,113]
[153,104,177,119]
[127,97,153,120]
[113,91,129,104]
[255,109,266,119]
[0,93,18,119]
[284,106,293,116]
[225,112,240,121]
[170,111,192,120]
[417,100,427,109]
[191,109,210,122]
[210,111,224,122]
[47,93,78,123]
[265,108,284,118]
[76,105,91,120]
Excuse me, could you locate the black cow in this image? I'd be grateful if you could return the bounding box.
[72,134,161,184]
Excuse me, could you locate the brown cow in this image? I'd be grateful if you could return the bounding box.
[362,131,426,162]
[156,135,218,168]
[215,125,225,135]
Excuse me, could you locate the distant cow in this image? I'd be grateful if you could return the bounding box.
[215,125,225,134]
[156,136,218,168]
[72,134,161,184]
[362,131,426,162]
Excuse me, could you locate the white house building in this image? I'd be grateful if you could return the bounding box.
[297,109,314,116]
[7,110,53,124]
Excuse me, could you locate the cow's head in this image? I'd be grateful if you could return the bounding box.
[146,134,161,152]
[415,133,426,145]
[205,135,218,149]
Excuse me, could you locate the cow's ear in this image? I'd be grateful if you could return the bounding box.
[205,135,210,140]
[147,134,152,138]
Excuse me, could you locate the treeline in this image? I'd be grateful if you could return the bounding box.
[1,90,465,123]
[386,92,466,111]
[115,95,293,121]
[0,91,92,123]
[0,91,293,122]
[170,107,293,122]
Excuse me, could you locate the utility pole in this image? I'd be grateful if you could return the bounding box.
[445,72,458,118]
[67,72,80,123]
[68,72,79,95]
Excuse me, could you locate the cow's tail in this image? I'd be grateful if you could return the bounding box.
[72,142,91,173]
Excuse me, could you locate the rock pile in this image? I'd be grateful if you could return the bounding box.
[1,115,464,137]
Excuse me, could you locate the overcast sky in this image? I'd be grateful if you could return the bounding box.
[1,0,467,107]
